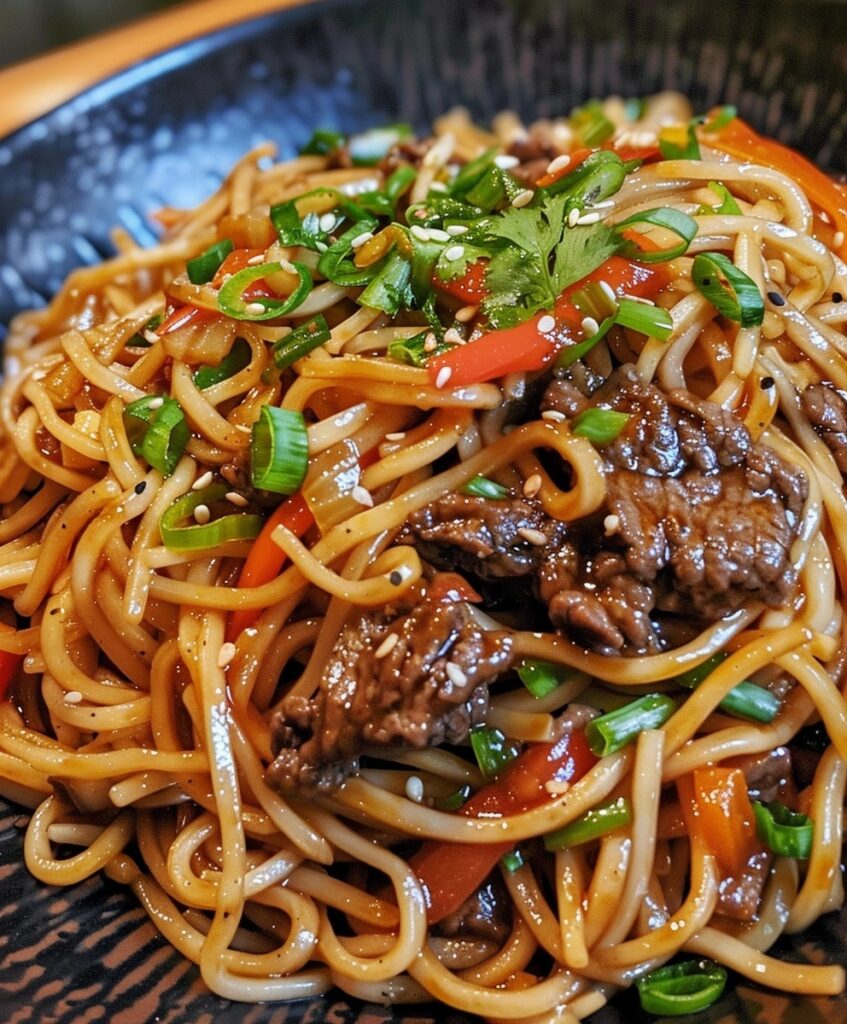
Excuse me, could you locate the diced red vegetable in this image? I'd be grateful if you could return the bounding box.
[434,259,488,304]
[534,147,594,189]
[677,767,762,877]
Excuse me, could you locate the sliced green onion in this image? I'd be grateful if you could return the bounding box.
[701,105,737,133]
[450,147,498,197]
[658,122,701,160]
[697,180,742,216]
[571,281,618,322]
[160,484,262,551]
[470,726,520,781]
[615,298,674,340]
[273,315,331,370]
[636,959,727,1016]
[570,100,615,147]
[317,216,382,286]
[753,801,814,859]
[572,408,630,445]
[555,315,617,368]
[270,188,369,251]
[435,784,472,811]
[406,195,485,227]
[250,406,309,495]
[186,238,234,285]
[541,150,626,208]
[387,331,455,367]
[462,475,509,500]
[501,849,525,873]
[544,796,632,850]
[217,261,312,321]
[385,165,417,203]
[616,207,698,263]
[128,313,163,347]
[517,659,569,699]
[349,123,412,166]
[465,165,509,212]
[193,337,251,389]
[359,249,413,314]
[692,251,765,327]
[586,693,677,757]
[300,128,345,156]
[124,395,189,477]
[356,166,419,219]
[674,653,780,723]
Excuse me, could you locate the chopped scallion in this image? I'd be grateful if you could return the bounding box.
[186,238,234,285]
[697,180,742,216]
[571,281,618,322]
[636,959,727,1016]
[616,207,698,263]
[692,251,765,327]
[193,337,251,389]
[540,150,626,208]
[752,801,814,859]
[462,475,510,499]
[501,849,525,872]
[434,784,472,811]
[701,105,738,133]
[544,796,632,850]
[273,315,331,370]
[250,406,309,495]
[124,395,189,477]
[217,261,312,321]
[359,249,414,314]
[586,693,677,757]
[570,100,615,148]
[615,298,674,340]
[517,659,569,699]
[571,408,630,445]
[160,484,262,551]
[470,726,520,780]
[674,653,780,723]
[317,216,383,286]
[387,331,455,367]
[658,122,701,161]
[299,128,345,156]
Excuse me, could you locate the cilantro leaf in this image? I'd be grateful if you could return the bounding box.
[551,224,621,294]
[483,247,552,328]
[435,243,491,282]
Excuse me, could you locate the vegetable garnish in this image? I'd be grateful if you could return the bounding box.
[692,251,765,327]
[678,767,761,877]
[348,123,412,165]
[160,484,262,552]
[658,121,701,161]
[636,960,728,1016]
[317,217,384,286]
[753,801,814,859]
[537,149,626,206]
[571,408,630,445]
[544,795,632,850]
[193,337,252,389]
[500,849,525,873]
[124,395,189,477]
[470,726,520,780]
[517,659,570,699]
[387,331,456,367]
[217,261,313,321]
[614,298,674,340]
[250,406,309,496]
[617,207,699,263]
[569,100,616,148]
[273,315,332,370]
[674,653,780,723]
[696,180,742,216]
[461,474,510,499]
[299,128,345,156]
[586,693,677,756]
[359,249,414,313]
[186,238,234,285]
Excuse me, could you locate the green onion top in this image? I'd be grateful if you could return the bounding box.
[517,659,570,699]
[160,484,262,551]
[193,337,252,390]
[617,207,698,263]
[250,406,309,496]
[636,959,727,1016]
[187,239,234,285]
[123,395,189,477]
[470,726,520,780]
[692,251,765,327]
[273,315,332,371]
[753,801,814,859]
[572,408,630,445]
[217,261,313,321]
[461,475,510,500]
[544,796,632,850]
[586,693,677,757]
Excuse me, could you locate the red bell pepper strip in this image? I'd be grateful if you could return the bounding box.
[703,114,847,259]
[434,259,488,304]
[411,729,597,923]
[157,304,216,336]
[534,147,594,189]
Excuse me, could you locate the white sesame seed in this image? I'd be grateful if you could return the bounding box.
[385,432,406,441]
[217,642,237,669]
[576,212,602,226]
[523,473,543,497]
[545,779,570,796]
[581,316,600,336]
[591,199,616,210]
[537,314,556,334]
[445,661,468,687]
[834,231,845,248]
[598,280,617,304]
[541,409,566,422]
[193,504,211,525]
[494,154,520,169]
[245,301,267,316]
[247,253,266,265]
[567,208,582,228]
[511,189,534,208]
[148,396,164,410]
[546,153,572,176]
[435,366,453,389]
[226,491,249,507]
[604,513,621,537]
[410,224,431,242]
[446,224,469,236]
[192,470,214,490]
[622,293,655,306]
[820,211,833,224]
[633,130,658,147]
[443,328,464,345]
[315,241,328,253]
[518,527,548,546]
[142,330,160,344]
[405,775,425,803]
[64,690,83,704]
[350,230,374,249]
[319,212,337,233]
[423,332,438,352]
[444,244,465,262]
[427,228,451,242]
[374,632,399,659]
[429,181,448,194]
[279,259,297,274]
[351,485,374,507]
[455,305,477,323]
[422,133,455,167]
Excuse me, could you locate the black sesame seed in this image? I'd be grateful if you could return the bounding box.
[760,376,775,390]
[767,291,786,307]
[134,481,147,494]
[389,571,402,586]
[833,291,844,304]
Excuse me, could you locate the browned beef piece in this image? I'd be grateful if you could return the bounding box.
[728,747,793,803]
[377,137,434,176]
[715,849,772,922]
[507,128,559,186]
[266,585,513,793]
[801,382,847,474]
[438,877,512,945]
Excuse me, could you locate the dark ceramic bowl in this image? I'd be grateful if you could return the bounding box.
[1,0,846,1021]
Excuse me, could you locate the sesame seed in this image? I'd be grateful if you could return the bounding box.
[820,211,833,224]
[597,280,617,304]
[591,199,616,210]
[576,212,602,226]
[375,632,399,659]
[64,690,83,704]
[541,409,566,422]
[546,153,571,175]
[193,504,211,525]
[622,293,655,306]
[279,259,297,274]
[567,208,582,228]
[494,154,520,169]
[319,213,337,233]
[385,432,406,441]
[351,485,373,507]
[604,513,620,536]
[833,292,844,304]
[217,642,237,669]
[315,241,328,253]
[247,253,266,265]
[760,376,775,390]
[767,291,786,307]
[245,301,267,316]
[147,397,164,410]
[581,316,600,336]
[423,332,438,352]
[429,181,448,194]
[511,189,534,208]
[192,470,214,490]
[523,473,543,497]
[445,661,468,687]
[435,366,453,389]
[350,231,374,249]
[427,228,450,242]
[446,224,469,236]
[444,244,465,261]
[455,305,477,323]
[142,330,160,344]
[545,779,570,796]
[410,225,431,242]
[226,491,249,507]
[134,481,147,495]
[834,231,845,248]
[405,775,425,803]
[537,314,556,334]
[389,570,403,585]
[518,527,548,546]
[443,328,464,345]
